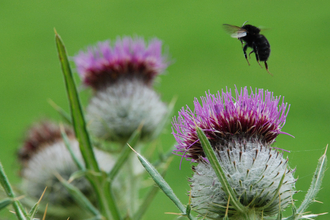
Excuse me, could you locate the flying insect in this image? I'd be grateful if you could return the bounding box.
[223,22,271,75]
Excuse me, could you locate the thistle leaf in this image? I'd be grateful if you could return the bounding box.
[295,146,327,219]
[55,30,99,172]
[0,163,27,220]
[196,127,246,213]
[0,198,12,211]
[284,146,328,220]
[28,187,47,218]
[60,124,85,171]
[297,146,327,213]
[107,127,141,182]
[68,170,87,183]
[56,173,101,217]
[133,159,172,220]
[128,145,196,219]
[48,99,72,124]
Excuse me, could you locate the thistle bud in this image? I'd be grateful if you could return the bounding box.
[18,121,114,206]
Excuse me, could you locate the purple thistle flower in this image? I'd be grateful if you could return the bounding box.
[73,36,168,90]
[173,87,297,219]
[74,36,169,142]
[172,86,292,161]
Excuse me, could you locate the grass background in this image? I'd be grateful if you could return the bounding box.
[0,0,329,219]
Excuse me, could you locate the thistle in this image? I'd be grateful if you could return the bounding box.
[73,36,169,143]
[172,87,296,219]
[18,121,114,218]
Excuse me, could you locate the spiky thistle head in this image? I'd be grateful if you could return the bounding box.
[172,86,291,161]
[189,141,296,219]
[18,121,115,207]
[172,87,296,219]
[18,120,74,164]
[73,36,168,90]
[73,36,169,143]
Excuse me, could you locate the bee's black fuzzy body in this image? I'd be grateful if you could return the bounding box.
[223,23,272,74]
[240,25,271,64]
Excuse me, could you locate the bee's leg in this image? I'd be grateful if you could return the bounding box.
[248,50,254,59]
[253,44,263,68]
[239,39,244,48]
[264,61,273,76]
[243,44,250,66]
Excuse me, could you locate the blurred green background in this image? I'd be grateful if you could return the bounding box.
[0,0,329,219]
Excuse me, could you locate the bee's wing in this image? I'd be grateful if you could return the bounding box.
[223,24,247,38]
[258,26,271,33]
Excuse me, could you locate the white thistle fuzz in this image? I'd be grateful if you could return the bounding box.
[190,140,296,219]
[86,79,167,142]
[21,138,114,205]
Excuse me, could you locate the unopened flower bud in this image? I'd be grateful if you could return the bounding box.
[18,121,114,206]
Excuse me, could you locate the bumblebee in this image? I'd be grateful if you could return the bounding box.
[223,22,271,75]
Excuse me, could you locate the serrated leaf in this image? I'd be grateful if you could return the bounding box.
[283,212,328,220]
[55,31,99,172]
[285,203,297,220]
[284,147,328,220]
[296,146,327,215]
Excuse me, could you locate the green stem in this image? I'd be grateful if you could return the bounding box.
[128,155,141,216]
[86,177,113,220]
[131,148,190,218]
[0,163,27,220]
[107,128,141,182]
[102,180,121,220]
[243,208,262,220]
